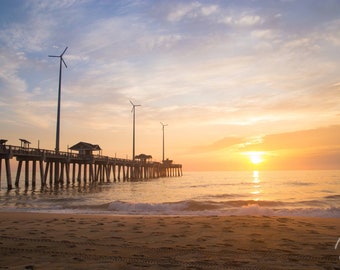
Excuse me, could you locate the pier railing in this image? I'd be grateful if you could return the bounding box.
[0,145,182,190]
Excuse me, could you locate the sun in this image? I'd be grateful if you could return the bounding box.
[250,153,262,164]
[245,152,264,165]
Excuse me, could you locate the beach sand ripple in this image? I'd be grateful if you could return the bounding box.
[0,212,339,269]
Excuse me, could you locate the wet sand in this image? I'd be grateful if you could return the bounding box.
[0,212,339,269]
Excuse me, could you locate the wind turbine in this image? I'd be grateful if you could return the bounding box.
[160,122,168,162]
[130,100,141,160]
[48,47,68,153]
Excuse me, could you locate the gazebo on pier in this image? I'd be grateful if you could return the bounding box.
[69,142,102,156]
[134,154,152,163]
[19,139,31,148]
[162,158,173,165]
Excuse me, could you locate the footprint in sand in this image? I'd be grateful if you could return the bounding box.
[197,236,208,242]
[251,238,265,244]
[36,245,48,249]
[223,227,234,233]
[277,217,290,223]
[307,229,320,234]
[201,224,213,229]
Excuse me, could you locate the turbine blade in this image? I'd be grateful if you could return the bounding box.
[62,58,67,68]
[129,100,134,106]
[61,46,68,56]
[48,55,59,57]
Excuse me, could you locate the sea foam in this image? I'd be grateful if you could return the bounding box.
[106,200,340,217]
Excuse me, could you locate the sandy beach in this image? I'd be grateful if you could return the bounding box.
[0,212,339,269]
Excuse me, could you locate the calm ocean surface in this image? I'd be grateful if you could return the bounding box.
[1,170,339,218]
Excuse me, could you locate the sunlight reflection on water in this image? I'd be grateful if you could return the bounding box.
[1,170,339,217]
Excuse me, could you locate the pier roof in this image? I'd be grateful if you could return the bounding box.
[69,142,102,152]
[135,154,152,160]
[19,138,31,148]
[0,139,7,145]
[69,142,102,154]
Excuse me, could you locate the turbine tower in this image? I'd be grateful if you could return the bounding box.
[160,122,168,162]
[130,100,141,160]
[49,47,68,153]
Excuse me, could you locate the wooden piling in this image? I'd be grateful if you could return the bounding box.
[32,160,36,187]
[39,160,44,187]
[5,158,12,190]
[15,160,22,187]
[25,160,29,187]
[0,158,2,188]
[44,162,49,187]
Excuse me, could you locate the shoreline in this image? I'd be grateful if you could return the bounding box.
[1,208,340,219]
[0,212,339,269]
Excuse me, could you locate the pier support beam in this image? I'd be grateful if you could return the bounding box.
[54,162,59,186]
[15,160,22,188]
[83,163,87,182]
[5,158,12,190]
[77,163,82,183]
[65,163,70,185]
[25,160,29,187]
[39,160,44,187]
[72,163,76,184]
[32,160,36,187]
[89,163,94,182]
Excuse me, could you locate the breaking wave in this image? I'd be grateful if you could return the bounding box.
[105,200,340,218]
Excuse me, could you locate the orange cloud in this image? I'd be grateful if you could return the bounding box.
[187,125,340,170]
[244,125,340,151]
[191,136,245,153]
[242,125,340,170]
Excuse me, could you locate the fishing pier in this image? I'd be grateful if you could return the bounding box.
[1,47,183,191]
[0,141,182,190]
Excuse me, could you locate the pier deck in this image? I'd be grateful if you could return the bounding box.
[0,145,182,190]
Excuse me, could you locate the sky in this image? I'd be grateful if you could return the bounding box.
[0,0,339,171]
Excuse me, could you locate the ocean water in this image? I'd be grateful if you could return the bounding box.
[0,170,339,218]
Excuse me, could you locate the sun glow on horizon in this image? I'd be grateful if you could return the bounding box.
[244,151,265,165]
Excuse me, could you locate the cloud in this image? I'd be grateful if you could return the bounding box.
[201,5,219,16]
[185,125,340,170]
[191,137,245,153]
[324,19,340,46]
[251,29,277,40]
[137,34,183,51]
[29,0,87,12]
[0,14,53,52]
[0,50,28,107]
[192,125,340,155]
[235,14,263,26]
[167,2,203,22]
[243,125,340,151]
[166,2,264,28]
